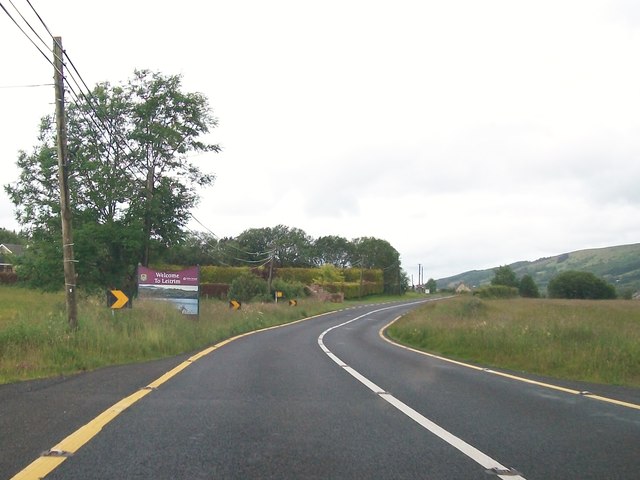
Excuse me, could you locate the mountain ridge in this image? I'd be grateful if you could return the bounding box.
[436,243,640,295]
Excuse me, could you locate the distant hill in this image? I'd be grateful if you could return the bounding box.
[436,243,640,295]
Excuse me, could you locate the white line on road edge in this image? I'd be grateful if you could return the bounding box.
[318,303,526,480]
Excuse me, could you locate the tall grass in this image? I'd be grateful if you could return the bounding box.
[387,296,640,387]
[0,287,337,384]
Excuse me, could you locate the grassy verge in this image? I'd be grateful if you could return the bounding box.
[0,287,341,384]
[387,296,640,387]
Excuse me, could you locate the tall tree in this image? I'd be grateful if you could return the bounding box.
[425,278,438,293]
[312,235,354,267]
[351,237,405,294]
[236,225,314,267]
[491,265,519,288]
[0,228,23,245]
[4,70,219,290]
[518,274,540,298]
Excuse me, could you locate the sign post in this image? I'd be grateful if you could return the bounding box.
[138,266,200,315]
[107,290,130,309]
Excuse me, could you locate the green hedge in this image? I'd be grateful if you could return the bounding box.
[200,266,251,284]
[152,265,383,293]
[323,281,384,299]
[343,268,383,283]
[474,285,519,299]
[276,268,318,284]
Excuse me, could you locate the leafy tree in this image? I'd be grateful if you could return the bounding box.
[518,274,540,298]
[0,228,23,245]
[312,235,354,267]
[491,265,519,288]
[547,271,616,299]
[236,225,313,267]
[352,237,404,294]
[4,70,218,290]
[158,231,217,266]
[425,278,438,293]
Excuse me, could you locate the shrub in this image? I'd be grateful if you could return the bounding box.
[548,271,617,299]
[228,274,269,302]
[271,278,307,299]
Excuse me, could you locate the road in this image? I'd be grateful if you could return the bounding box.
[3,299,639,479]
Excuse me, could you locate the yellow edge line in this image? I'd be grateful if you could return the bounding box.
[379,316,640,411]
[11,310,336,480]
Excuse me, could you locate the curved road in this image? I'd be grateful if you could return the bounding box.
[4,299,640,479]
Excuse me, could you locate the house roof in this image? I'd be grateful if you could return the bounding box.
[0,243,24,256]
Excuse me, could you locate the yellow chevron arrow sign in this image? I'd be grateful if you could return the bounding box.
[108,290,129,309]
[229,300,241,310]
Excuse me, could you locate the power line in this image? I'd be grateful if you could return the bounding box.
[24,0,54,39]
[0,83,53,89]
[0,0,56,70]
[7,0,51,52]
[1,0,144,183]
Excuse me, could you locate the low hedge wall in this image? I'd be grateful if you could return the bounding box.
[0,272,18,285]
[200,283,230,299]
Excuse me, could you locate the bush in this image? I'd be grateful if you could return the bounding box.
[271,278,307,299]
[548,271,617,299]
[228,274,269,302]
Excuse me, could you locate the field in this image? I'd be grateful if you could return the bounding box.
[0,287,341,384]
[387,296,640,387]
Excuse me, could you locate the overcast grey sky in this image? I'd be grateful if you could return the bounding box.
[1,0,639,281]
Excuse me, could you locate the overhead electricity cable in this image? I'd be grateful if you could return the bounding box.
[18,0,146,180]
[0,1,57,70]
[0,83,53,88]
[6,0,51,52]
[189,214,276,263]
[24,0,54,39]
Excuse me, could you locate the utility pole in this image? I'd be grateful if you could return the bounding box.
[54,37,78,329]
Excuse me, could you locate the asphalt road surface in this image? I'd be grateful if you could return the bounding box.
[2,299,639,479]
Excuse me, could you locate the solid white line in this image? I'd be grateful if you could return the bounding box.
[318,303,526,480]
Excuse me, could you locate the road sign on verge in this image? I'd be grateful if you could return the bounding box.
[107,290,130,309]
[229,300,241,310]
[289,299,297,306]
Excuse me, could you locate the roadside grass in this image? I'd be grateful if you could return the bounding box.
[0,286,340,384]
[387,296,640,388]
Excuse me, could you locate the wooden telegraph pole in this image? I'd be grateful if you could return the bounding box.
[53,37,78,329]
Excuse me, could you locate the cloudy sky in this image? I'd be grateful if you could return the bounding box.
[1,0,639,282]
